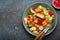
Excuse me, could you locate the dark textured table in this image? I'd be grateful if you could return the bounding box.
[0,0,60,40]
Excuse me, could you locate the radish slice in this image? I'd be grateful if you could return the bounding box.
[30,8,36,13]
[39,25,44,30]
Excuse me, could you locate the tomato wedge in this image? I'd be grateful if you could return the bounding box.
[27,15,30,20]
[37,19,42,25]
[49,11,53,16]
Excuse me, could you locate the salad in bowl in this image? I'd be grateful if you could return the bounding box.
[23,2,57,36]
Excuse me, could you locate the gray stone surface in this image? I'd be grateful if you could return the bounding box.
[0,0,60,40]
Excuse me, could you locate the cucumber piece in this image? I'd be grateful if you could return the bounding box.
[47,8,50,12]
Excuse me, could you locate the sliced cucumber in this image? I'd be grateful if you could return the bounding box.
[47,8,50,12]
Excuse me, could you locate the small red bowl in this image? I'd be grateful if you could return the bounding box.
[52,0,60,9]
